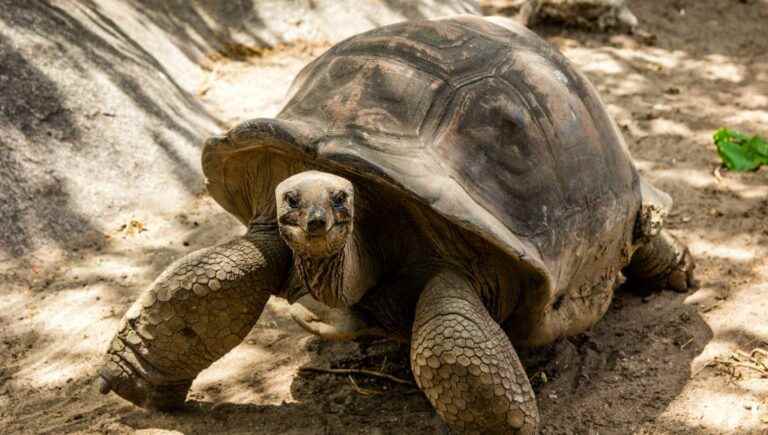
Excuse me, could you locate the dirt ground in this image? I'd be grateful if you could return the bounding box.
[2,0,768,433]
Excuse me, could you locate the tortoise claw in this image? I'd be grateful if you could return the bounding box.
[668,270,688,293]
[96,374,112,395]
[625,230,697,295]
[668,247,696,293]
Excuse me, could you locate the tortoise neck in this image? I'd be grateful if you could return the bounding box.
[294,227,379,308]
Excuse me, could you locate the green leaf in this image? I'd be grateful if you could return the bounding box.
[713,128,768,171]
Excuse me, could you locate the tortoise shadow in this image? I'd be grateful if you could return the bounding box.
[117,287,712,434]
[0,257,715,435]
[528,288,713,433]
[287,289,713,434]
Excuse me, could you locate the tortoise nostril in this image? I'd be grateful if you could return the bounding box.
[307,207,327,235]
[306,207,328,235]
[306,216,327,235]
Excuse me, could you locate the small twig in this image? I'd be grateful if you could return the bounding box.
[680,337,694,350]
[348,375,382,396]
[726,362,768,376]
[299,366,414,385]
[694,348,768,380]
[713,166,724,183]
[690,364,710,379]
[731,349,768,372]
[734,350,752,361]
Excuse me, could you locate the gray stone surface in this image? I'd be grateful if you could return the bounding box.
[0,1,218,259]
[0,0,478,259]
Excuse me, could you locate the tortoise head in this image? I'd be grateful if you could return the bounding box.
[275,170,354,258]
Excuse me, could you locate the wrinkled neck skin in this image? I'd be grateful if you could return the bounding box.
[294,226,380,309]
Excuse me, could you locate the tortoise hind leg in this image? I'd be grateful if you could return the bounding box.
[410,269,538,434]
[289,294,386,341]
[97,228,291,410]
[624,229,696,293]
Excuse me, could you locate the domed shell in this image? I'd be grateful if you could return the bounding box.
[203,16,652,342]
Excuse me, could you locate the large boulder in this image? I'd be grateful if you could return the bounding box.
[0,1,218,260]
[0,0,478,261]
[133,0,480,63]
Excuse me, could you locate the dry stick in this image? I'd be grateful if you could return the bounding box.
[347,375,382,396]
[299,366,414,385]
[752,349,768,370]
[734,350,753,361]
[691,360,738,379]
[731,350,768,373]
[693,355,768,380]
[725,361,768,376]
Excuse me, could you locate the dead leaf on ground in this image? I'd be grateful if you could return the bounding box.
[118,219,147,235]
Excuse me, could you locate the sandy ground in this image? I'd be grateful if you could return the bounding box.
[2,0,768,433]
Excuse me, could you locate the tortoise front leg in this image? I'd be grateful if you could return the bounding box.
[97,228,291,410]
[624,229,696,293]
[410,270,538,434]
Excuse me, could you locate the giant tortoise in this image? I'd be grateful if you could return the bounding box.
[97,15,695,434]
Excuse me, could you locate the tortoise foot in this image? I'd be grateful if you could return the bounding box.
[97,363,191,411]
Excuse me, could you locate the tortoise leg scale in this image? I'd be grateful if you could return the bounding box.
[97,228,291,410]
[410,270,539,434]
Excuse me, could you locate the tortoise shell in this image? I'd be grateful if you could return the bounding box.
[203,16,652,344]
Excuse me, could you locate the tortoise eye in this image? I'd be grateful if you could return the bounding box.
[284,192,300,209]
[331,191,348,207]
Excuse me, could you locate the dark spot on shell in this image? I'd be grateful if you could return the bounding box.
[180,327,197,338]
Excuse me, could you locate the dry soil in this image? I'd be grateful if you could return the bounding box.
[1,1,767,434]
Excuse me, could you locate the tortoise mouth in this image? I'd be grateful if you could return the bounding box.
[306,220,349,238]
[279,220,352,259]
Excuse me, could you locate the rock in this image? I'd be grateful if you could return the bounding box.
[0,0,478,260]
[484,0,638,31]
[0,1,217,259]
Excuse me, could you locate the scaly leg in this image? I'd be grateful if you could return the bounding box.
[410,270,538,434]
[97,228,291,410]
[624,229,696,293]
